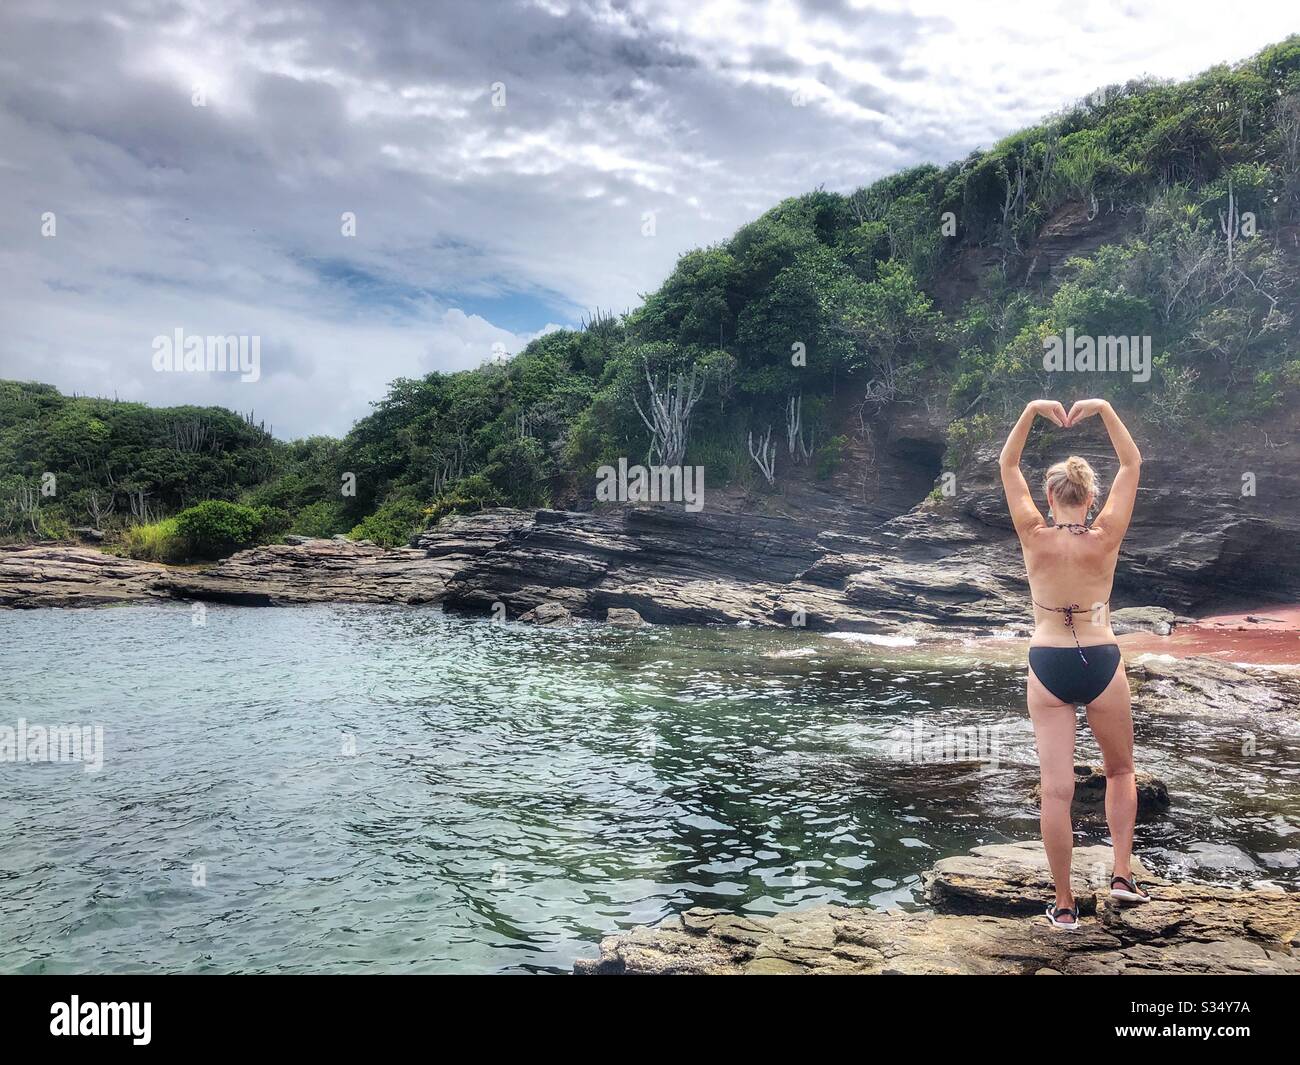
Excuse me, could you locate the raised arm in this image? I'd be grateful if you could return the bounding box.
[999,400,1066,536]
[1067,398,1141,545]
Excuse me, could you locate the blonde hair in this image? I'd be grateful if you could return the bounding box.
[1044,455,1096,508]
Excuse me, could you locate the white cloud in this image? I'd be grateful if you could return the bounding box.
[0,0,1295,437]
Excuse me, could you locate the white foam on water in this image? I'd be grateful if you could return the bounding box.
[825,632,918,648]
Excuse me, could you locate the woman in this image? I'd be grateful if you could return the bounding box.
[999,397,1150,930]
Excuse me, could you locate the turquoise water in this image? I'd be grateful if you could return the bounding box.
[1,605,1296,973]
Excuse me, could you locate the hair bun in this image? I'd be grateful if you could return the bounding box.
[1044,455,1097,506]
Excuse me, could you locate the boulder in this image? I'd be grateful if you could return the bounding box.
[1110,605,1178,636]
[920,841,1145,916]
[1030,764,1171,819]
[1129,654,1300,726]
[606,607,646,627]
[518,601,574,626]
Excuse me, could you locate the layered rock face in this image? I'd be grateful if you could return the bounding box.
[954,423,1300,613]
[0,545,171,608]
[2,398,1297,625]
[574,841,1300,975]
[160,537,470,606]
[407,504,1032,632]
[3,472,1298,633]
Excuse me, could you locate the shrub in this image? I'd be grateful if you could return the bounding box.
[423,475,503,526]
[348,497,426,547]
[174,500,269,559]
[289,500,348,538]
[815,435,849,480]
[253,505,292,541]
[943,413,998,468]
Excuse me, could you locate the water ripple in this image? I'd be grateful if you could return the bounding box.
[0,604,1296,973]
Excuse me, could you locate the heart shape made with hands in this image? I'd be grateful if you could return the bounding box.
[1040,399,1105,428]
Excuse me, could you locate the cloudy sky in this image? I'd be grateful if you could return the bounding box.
[1,0,1295,438]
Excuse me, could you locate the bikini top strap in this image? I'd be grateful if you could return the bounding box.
[1031,598,1104,666]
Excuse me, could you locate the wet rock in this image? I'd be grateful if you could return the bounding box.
[1129,654,1300,726]
[518,601,574,626]
[1110,606,1178,636]
[1030,764,1171,819]
[575,840,1300,975]
[606,607,646,627]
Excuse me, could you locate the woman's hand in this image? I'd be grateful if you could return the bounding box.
[1066,398,1110,425]
[1027,399,1068,427]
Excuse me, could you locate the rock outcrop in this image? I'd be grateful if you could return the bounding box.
[157,526,520,605]
[2,472,1297,655]
[952,421,1300,614]
[408,505,1035,633]
[1129,653,1300,727]
[518,601,574,626]
[1030,764,1171,819]
[0,544,171,607]
[574,841,1300,975]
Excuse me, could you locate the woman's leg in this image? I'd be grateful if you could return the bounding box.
[1027,668,1077,914]
[1085,663,1137,880]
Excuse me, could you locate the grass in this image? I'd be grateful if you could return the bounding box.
[119,518,189,563]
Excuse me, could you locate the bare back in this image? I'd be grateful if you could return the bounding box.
[1017,525,1120,647]
[998,398,1142,649]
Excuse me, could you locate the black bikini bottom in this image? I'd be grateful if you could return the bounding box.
[1028,644,1122,705]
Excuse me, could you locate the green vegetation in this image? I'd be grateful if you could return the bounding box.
[347,498,427,548]
[118,501,290,562]
[119,517,187,563]
[4,38,1300,556]
[174,500,289,559]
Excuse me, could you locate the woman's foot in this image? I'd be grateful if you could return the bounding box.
[1045,896,1080,931]
[1110,873,1150,904]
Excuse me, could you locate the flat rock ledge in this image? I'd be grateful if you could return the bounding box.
[574,842,1300,975]
[0,545,171,608]
[160,538,462,606]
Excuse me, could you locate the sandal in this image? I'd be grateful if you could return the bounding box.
[1110,874,1151,904]
[1045,903,1080,931]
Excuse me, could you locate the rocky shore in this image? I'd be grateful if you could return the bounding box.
[5,496,1297,977]
[0,504,1185,628]
[0,544,172,608]
[574,841,1300,975]
[4,504,1299,730]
